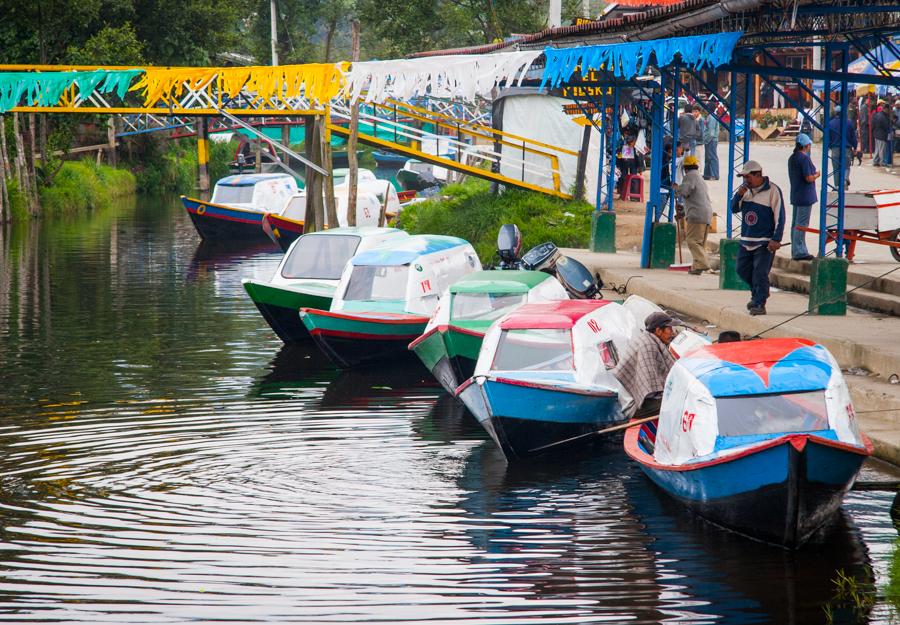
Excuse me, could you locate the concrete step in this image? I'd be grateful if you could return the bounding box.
[772,255,900,297]
[770,265,900,316]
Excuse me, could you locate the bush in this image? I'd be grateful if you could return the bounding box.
[39,160,136,215]
[398,179,593,265]
[128,135,235,195]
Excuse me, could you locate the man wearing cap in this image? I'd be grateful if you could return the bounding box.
[731,161,786,315]
[675,155,713,274]
[787,133,820,261]
[611,312,678,418]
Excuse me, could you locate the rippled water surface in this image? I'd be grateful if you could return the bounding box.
[0,195,899,624]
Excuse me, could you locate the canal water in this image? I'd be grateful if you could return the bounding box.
[0,194,898,624]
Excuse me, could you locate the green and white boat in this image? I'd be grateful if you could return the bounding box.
[242,227,409,343]
[409,270,569,394]
[300,235,481,367]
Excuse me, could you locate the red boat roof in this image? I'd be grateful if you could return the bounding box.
[499,300,610,330]
[686,337,816,365]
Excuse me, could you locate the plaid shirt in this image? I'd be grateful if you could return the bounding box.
[611,330,676,415]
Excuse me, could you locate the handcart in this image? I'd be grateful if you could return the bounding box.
[797,189,900,262]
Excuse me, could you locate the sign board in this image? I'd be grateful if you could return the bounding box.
[557,69,614,99]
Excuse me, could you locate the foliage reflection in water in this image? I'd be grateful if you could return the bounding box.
[0,194,897,623]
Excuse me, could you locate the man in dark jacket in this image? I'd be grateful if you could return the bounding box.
[828,106,857,188]
[872,102,891,167]
[730,160,785,316]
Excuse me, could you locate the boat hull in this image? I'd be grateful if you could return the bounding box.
[301,308,428,368]
[243,280,334,343]
[409,325,483,395]
[468,376,622,460]
[624,427,871,548]
[182,196,272,243]
[261,213,304,252]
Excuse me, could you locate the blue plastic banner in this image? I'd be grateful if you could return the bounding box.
[541,31,743,88]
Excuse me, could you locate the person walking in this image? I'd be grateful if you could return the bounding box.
[677,107,700,156]
[859,96,870,154]
[730,160,785,316]
[787,133,820,261]
[872,101,890,167]
[675,155,713,274]
[828,105,857,188]
[702,108,720,180]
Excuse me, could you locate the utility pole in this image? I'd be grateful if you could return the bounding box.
[270,0,279,66]
[346,20,361,226]
[549,0,561,28]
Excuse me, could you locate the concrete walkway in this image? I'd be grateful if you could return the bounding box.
[563,247,900,466]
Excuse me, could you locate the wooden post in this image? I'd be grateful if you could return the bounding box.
[321,115,338,229]
[106,116,118,167]
[346,20,361,226]
[254,131,263,173]
[303,115,321,233]
[197,117,210,199]
[377,185,390,227]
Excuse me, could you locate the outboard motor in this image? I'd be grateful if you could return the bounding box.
[496,224,523,269]
[521,241,561,272]
[555,255,602,299]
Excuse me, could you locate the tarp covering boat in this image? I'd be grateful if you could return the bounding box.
[653,338,865,466]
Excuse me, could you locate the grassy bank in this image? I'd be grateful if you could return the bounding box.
[5,161,136,220]
[398,179,593,264]
[129,137,233,195]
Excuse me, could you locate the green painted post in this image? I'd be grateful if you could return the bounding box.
[590,211,616,253]
[649,222,676,268]
[808,257,848,315]
[719,238,750,290]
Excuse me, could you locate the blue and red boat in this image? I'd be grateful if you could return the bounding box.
[455,300,640,460]
[624,337,872,548]
[181,173,299,242]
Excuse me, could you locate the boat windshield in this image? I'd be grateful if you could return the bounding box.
[281,235,361,280]
[343,265,409,302]
[452,292,527,321]
[716,390,829,437]
[212,184,255,205]
[492,329,574,372]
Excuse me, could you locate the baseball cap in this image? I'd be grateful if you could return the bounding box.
[683,155,699,167]
[737,160,763,176]
[645,311,682,332]
[796,133,812,147]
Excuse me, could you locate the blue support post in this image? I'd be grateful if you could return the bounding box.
[836,46,850,258]
[818,77,832,258]
[742,72,751,165]
[669,70,680,219]
[641,77,665,268]
[606,86,620,212]
[726,71,737,238]
[596,89,608,210]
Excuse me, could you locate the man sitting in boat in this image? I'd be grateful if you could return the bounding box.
[611,312,678,418]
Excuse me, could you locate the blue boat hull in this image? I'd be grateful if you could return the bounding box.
[478,377,623,460]
[625,428,869,548]
[182,196,273,243]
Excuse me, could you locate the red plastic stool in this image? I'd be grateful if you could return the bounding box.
[622,174,644,202]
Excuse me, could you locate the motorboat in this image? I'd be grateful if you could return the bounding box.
[242,227,409,343]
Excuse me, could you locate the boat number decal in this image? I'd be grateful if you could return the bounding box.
[681,410,696,432]
[197,205,206,215]
[363,206,371,219]
[587,319,600,333]
[846,403,855,420]
[420,279,432,293]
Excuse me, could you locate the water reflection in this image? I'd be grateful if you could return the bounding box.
[0,193,896,623]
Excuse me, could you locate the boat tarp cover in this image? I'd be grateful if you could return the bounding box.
[653,339,865,465]
[333,235,481,316]
[474,300,639,413]
[424,271,568,335]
